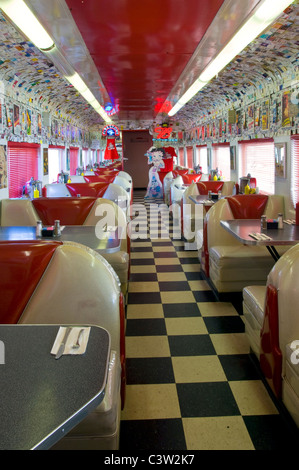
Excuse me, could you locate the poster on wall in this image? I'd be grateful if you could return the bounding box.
[13,104,21,135]
[6,105,13,129]
[43,148,48,176]
[0,145,8,189]
[37,113,42,135]
[282,90,291,127]
[261,101,269,130]
[26,109,32,135]
[0,97,3,134]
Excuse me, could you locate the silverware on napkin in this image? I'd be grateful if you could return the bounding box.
[55,327,72,359]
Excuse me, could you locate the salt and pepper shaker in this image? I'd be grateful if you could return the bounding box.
[36,220,42,237]
[278,213,283,229]
[218,191,221,199]
[208,190,212,200]
[54,220,61,237]
[261,215,267,230]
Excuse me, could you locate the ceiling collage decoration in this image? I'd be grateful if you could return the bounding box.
[0,1,298,136]
[168,2,299,130]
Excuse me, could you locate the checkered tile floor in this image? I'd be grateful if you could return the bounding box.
[119,190,298,450]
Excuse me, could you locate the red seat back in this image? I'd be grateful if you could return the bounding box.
[32,197,97,225]
[0,241,61,323]
[196,181,224,194]
[181,173,202,184]
[226,194,268,219]
[84,175,116,183]
[66,182,109,198]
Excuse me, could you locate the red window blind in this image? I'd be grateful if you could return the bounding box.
[186,146,193,169]
[212,143,230,180]
[196,145,208,173]
[239,139,274,194]
[8,142,39,198]
[69,147,79,175]
[178,148,185,166]
[291,135,299,206]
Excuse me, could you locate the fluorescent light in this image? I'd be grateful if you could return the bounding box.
[0,0,54,50]
[168,0,294,116]
[65,72,112,123]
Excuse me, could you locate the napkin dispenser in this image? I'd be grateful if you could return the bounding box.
[266,219,278,229]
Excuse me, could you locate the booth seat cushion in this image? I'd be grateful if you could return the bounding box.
[243,285,266,330]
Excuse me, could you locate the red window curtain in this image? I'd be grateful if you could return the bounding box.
[69,147,79,175]
[212,143,230,180]
[8,142,39,198]
[239,138,274,194]
[178,148,185,166]
[186,146,193,169]
[291,135,299,206]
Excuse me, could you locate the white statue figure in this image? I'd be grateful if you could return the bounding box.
[144,147,165,198]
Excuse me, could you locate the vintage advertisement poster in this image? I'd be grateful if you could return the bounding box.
[0,145,8,189]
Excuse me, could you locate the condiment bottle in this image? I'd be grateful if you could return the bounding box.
[278,213,283,229]
[54,220,61,236]
[36,220,42,237]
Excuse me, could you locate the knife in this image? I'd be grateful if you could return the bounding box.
[55,327,72,359]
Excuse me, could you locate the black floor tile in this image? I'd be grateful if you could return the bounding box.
[153,251,178,258]
[204,315,245,334]
[127,292,161,304]
[177,382,240,418]
[126,357,175,384]
[119,419,187,450]
[159,281,190,291]
[193,290,217,302]
[130,258,155,265]
[218,354,261,381]
[155,265,183,272]
[243,415,299,450]
[130,273,158,282]
[184,271,205,280]
[168,334,216,356]
[126,318,167,336]
[163,303,201,317]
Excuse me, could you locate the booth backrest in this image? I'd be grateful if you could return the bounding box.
[205,194,286,254]
[66,182,110,197]
[1,199,39,226]
[226,194,268,219]
[196,181,224,194]
[32,197,97,225]
[18,242,121,353]
[181,174,202,184]
[0,241,62,323]
[43,183,71,198]
[94,169,119,177]
[259,244,299,397]
[83,175,116,183]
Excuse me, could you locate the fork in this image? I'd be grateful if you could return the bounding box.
[72,328,85,349]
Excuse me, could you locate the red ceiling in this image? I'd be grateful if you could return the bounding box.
[65,0,225,122]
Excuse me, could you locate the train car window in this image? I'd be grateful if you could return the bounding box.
[239,139,275,194]
[291,135,299,206]
[7,142,39,198]
[212,144,230,181]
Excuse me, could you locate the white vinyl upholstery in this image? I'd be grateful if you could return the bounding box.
[203,195,289,293]
[1,198,39,226]
[44,183,71,197]
[18,241,123,449]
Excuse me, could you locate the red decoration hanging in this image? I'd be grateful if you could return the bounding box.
[104,138,119,160]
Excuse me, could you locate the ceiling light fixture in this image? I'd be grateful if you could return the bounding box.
[168,0,294,117]
[0,0,112,123]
